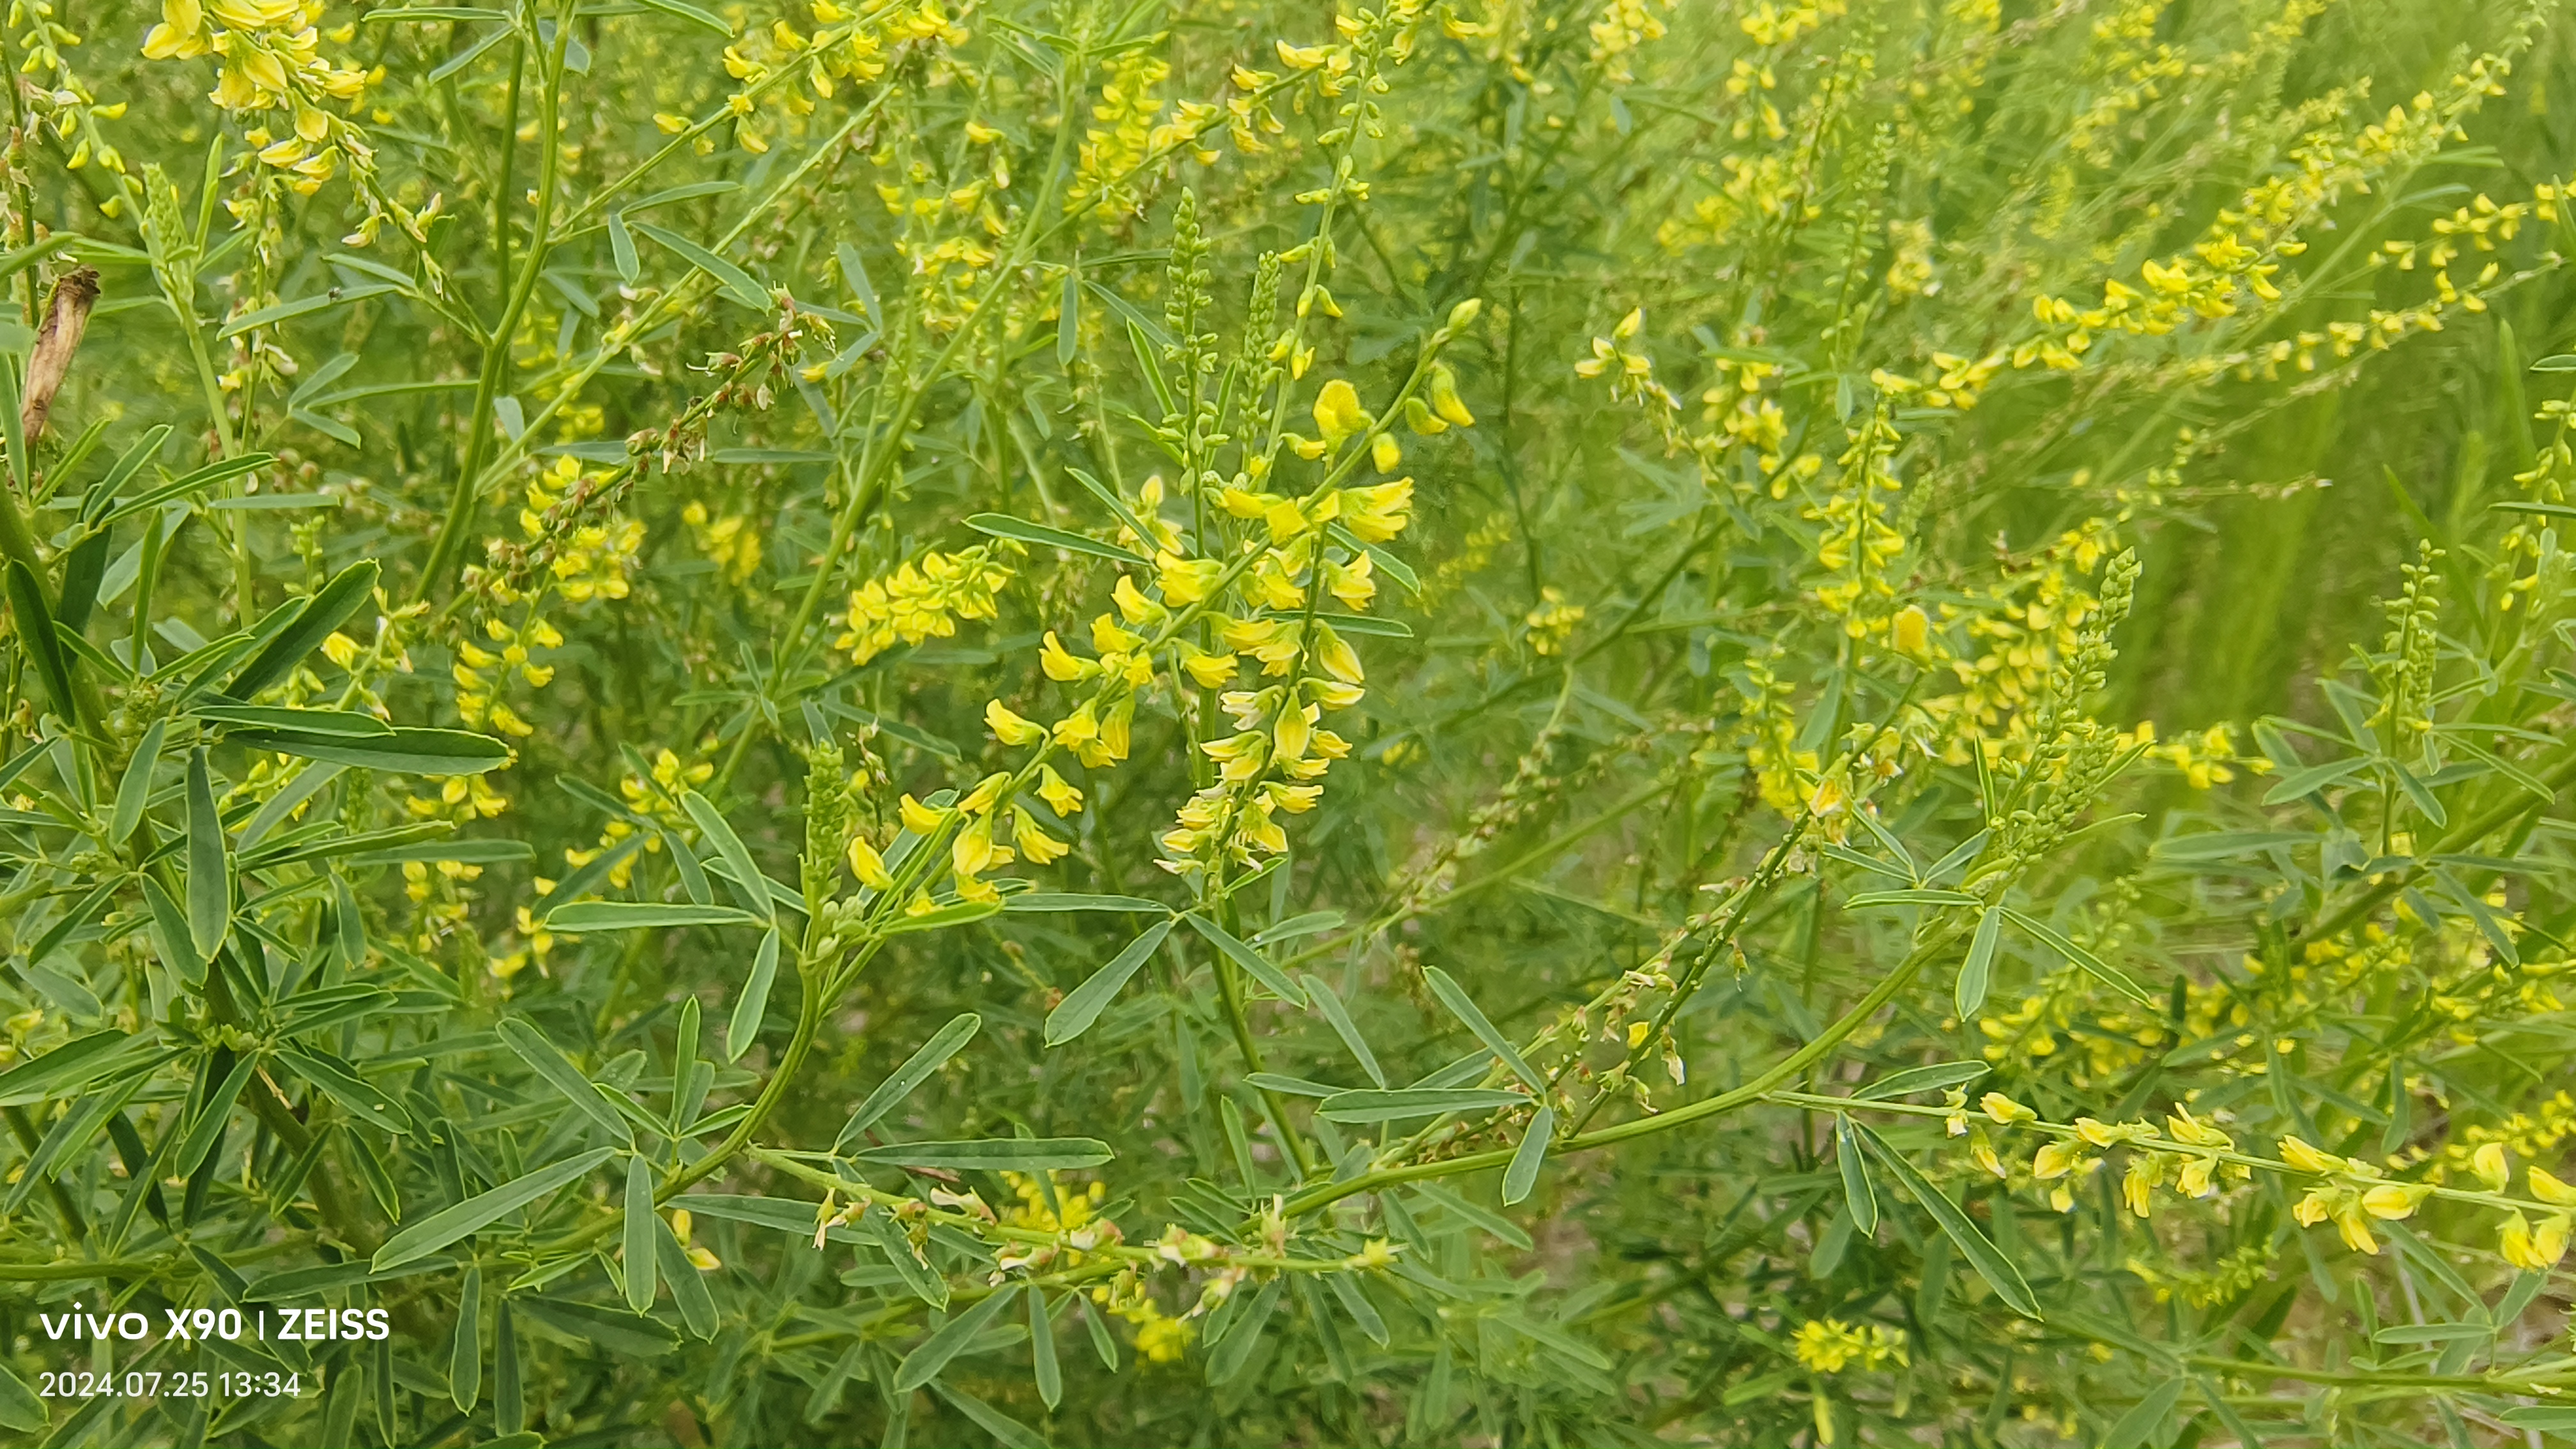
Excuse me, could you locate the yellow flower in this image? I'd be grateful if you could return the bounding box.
[1891,604,1930,656]
[2277,1136,2344,1176]
[986,700,1045,746]
[899,793,948,834]
[2361,1183,2430,1220]
[2531,1167,2576,1208]
[1982,1092,2035,1125]
[1036,765,1084,816]
[847,835,893,891]
[1011,807,1070,865]
[2031,1141,2082,1179]
[2474,1142,2511,1192]
[1312,379,1368,447]
[1428,362,1475,427]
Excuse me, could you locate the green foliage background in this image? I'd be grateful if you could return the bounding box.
[5,0,2576,1445]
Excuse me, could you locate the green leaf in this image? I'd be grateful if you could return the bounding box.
[1956,905,2004,1018]
[926,1382,1043,1449]
[681,789,773,923]
[1301,974,1386,1087]
[1857,1123,2039,1319]
[1062,465,1156,546]
[852,1137,1113,1170]
[1850,1061,1989,1101]
[93,453,273,528]
[227,558,380,699]
[496,1019,636,1146]
[185,746,228,963]
[1003,892,1167,912]
[1055,259,1080,365]
[654,1213,718,1339]
[2000,908,2154,1005]
[894,1286,1016,1392]
[632,221,767,308]
[374,1147,618,1270]
[728,926,782,1062]
[624,1156,659,1312]
[837,1013,982,1149]
[544,901,765,931]
[868,1209,949,1308]
[1323,1272,1388,1346]
[111,718,166,845]
[227,725,513,776]
[512,1296,678,1357]
[1044,918,1174,1046]
[217,284,399,338]
[2501,1407,2576,1433]
[450,1264,482,1412]
[1846,888,1979,908]
[191,702,391,737]
[277,1045,414,1135]
[1184,912,1308,1006]
[1421,965,1544,1092]
[177,1052,256,1176]
[1206,1276,1280,1385]
[1317,1087,1527,1123]
[964,511,1151,565]
[1835,1116,1877,1235]
[1027,1285,1061,1409]
[1502,1105,1554,1206]
[0,1360,44,1434]
[2102,1377,2183,1449]
[631,0,733,36]
[606,210,640,284]
[4,561,76,717]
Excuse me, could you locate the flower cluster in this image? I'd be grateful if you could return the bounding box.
[835,547,1015,667]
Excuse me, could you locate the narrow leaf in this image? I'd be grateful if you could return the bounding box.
[185,746,227,963]
[1502,1105,1554,1205]
[1317,1087,1526,1123]
[1302,974,1386,1087]
[728,927,782,1062]
[1045,918,1174,1046]
[4,561,76,717]
[496,1019,636,1146]
[838,1013,981,1148]
[1858,1124,2039,1319]
[624,1156,658,1312]
[1184,912,1308,1005]
[450,1264,482,1411]
[227,558,379,699]
[1421,965,1544,1091]
[964,511,1150,565]
[852,1138,1112,1170]
[1836,1116,1878,1235]
[681,789,772,923]
[373,1148,618,1270]
[227,725,512,776]
[2001,908,2154,1005]
[111,719,167,845]
[544,901,764,931]
[1850,1061,1989,1101]
[893,1287,1015,1392]
[1956,905,2004,1019]
[633,222,767,308]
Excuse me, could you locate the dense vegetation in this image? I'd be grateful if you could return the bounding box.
[6,0,2576,1443]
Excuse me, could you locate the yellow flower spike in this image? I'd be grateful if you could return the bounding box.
[2473,1143,2511,1191]
[2532,1167,2576,1207]
[2278,1137,2343,1176]
[1982,1092,2035,1125]
[2361,1183,2431,1220]
[1428,363,1475,427]
[986,700,1045,747]
[847,835,893,891]
[1312,379,1368,447]
[1037,765,1083,816]
[898,793,947,834]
